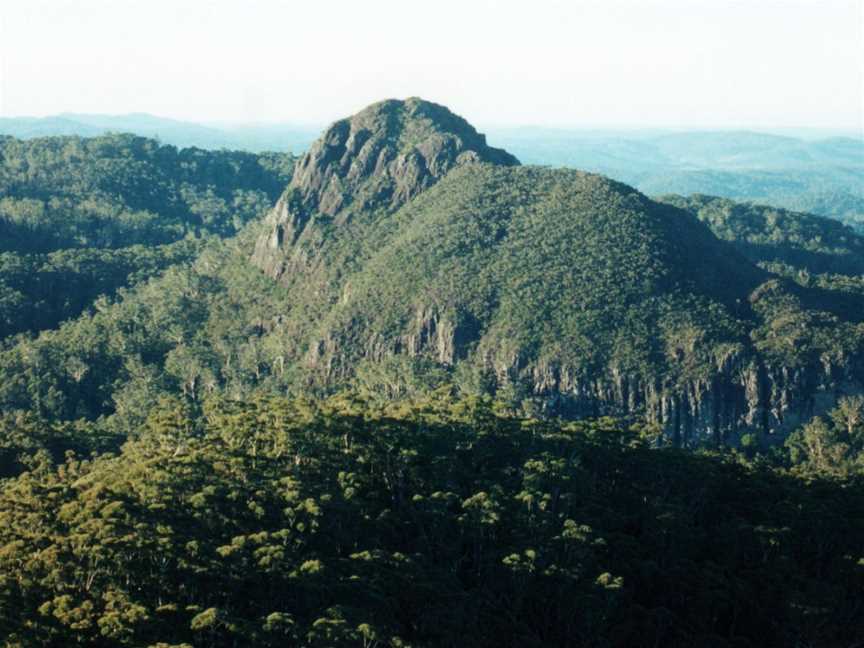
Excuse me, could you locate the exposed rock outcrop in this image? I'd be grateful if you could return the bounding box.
[252,97,519,281]
[302,306,864,447]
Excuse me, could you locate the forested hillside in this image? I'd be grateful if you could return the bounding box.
[660,194,864,318]
[0,134,294,336]
[1,101,863,444]
[0,239,203,339]
[659,194,864,276]
[0,134,293,250]
[1,100,864,647]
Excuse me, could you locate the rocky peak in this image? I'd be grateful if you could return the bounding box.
[252,98,519,279]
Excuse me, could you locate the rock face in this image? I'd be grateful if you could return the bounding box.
[252,98,519,281]
[297,296,864,448]
[301,304,864,448]
[491,348,864,448]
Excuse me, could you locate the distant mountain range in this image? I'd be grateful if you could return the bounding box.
[0,113,320,153]
[2,112,862,227]
[486,127,864,228]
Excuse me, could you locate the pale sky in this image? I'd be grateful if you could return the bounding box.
[1,0,862,130]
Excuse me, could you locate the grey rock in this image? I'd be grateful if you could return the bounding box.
[252,98,518,280]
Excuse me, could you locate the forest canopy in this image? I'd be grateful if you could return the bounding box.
[1,393,862,647]
[1,115,864,647]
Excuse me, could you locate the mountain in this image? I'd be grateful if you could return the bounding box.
[1,100,862,446]
[2,104,864,645]
[252,97,518,275]
[250,99,864,445]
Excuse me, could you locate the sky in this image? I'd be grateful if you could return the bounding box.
[0,0,862,131]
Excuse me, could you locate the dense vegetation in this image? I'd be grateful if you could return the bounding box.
[2,104,864,647]
[0,134,293,250]
[1,393,863,647]
[0,239,205,339]
[0,134,293,336]
[663,194,864,324]
[0,166,767,425]
[0,231,286,422]
[266,164,760,385]
[659,194,864,276]
[250,157,864,448]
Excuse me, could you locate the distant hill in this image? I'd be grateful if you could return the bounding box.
[0,133,294,250]
[0,113,319,153]
[486,127,864,229]
[4,114,860,226]
[486,127,864,169]
[0,116,106,138]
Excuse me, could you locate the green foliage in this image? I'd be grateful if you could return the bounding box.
[2,159,864,440]
[748,279,864,366]
[663,194,864,368]
[0,133,294,251]
[785,396,864,477]
[1,123,864,648]
[256,165,763,395]
[0,393,861,647]
[660,193,864,276]
[0,133,293,343]
[0,239,204,338]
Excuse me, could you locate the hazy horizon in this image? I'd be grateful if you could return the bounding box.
[1,0,862,134]
[2,108,861,142]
